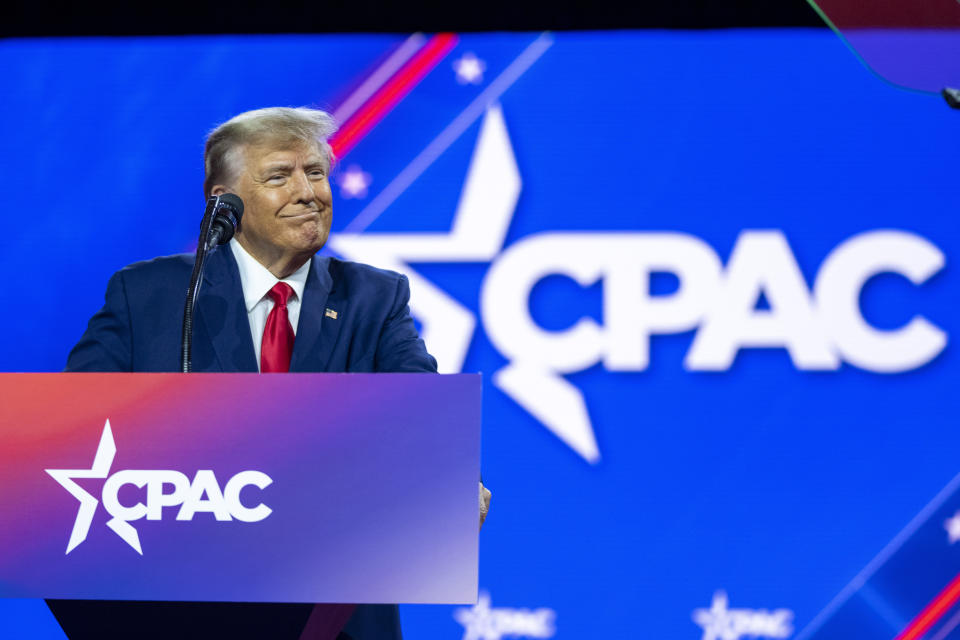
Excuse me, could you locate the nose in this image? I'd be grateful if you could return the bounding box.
[289,170,315,205]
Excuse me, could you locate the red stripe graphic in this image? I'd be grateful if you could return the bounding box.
[895,571,960,640]
[330,32,459,159]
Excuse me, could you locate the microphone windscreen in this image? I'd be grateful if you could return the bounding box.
[218,193,244,220]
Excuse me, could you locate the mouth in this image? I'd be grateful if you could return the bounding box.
[281,210,321,220]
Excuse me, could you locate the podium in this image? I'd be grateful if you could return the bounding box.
[0,373,480,637]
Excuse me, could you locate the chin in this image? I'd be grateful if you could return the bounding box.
[290,227,329,254]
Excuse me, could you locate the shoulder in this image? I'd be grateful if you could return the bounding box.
[114,253,195,280]
[321,256,408,296]
[103,253,195,303]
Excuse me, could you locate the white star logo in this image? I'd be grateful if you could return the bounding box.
[332,103,600,463]
[945,511,960,544]
[337,164,373,199]
[46,419,117,554]
[46,420,144,554]
[453,52,486,85]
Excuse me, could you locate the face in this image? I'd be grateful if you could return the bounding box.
[218,141,332,270]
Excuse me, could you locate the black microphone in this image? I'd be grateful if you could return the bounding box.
[205,193,244,250]
[182,192,245,372]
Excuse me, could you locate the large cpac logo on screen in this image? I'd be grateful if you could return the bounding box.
[332,105,947,465]
[46,420,273,554]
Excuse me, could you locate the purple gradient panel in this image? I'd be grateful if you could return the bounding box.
[0,373,480,603]
[841,29,960,92]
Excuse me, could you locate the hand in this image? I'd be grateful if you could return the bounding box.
[479,481,492,530]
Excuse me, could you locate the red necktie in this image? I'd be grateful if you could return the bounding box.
[261,282,295,373]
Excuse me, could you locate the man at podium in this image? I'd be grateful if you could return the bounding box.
[49,106,490,639]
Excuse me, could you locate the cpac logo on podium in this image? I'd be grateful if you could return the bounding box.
[46,420,273,555]
[333,105,947,464]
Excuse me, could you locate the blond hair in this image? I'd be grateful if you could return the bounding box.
[203,107,337,197]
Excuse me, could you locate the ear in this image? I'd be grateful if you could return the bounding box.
[210,185,229,197]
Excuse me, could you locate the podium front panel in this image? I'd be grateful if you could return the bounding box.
[0,373,480,604]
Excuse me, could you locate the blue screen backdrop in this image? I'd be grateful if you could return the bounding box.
[1,30,959,640]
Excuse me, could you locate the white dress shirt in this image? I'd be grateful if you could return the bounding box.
[229,238,311,371]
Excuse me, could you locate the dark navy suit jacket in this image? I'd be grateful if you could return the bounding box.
[67,243,437,375]
[51,245,437,640]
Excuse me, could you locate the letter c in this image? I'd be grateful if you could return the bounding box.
[224,471,273,522]
[102,470,148,521]
[814,230,946,372]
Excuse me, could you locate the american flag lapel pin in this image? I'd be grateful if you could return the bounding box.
[325,308,338,319]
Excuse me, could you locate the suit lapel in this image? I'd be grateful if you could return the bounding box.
[196,246,259,373]
[291,256,342,372]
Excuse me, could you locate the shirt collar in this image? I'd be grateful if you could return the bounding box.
[229,238,311,312]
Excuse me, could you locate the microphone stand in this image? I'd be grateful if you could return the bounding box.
[181,196,220,373]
